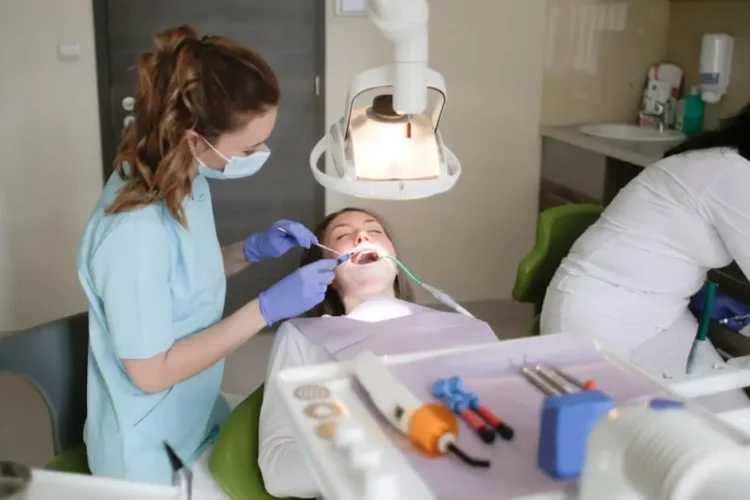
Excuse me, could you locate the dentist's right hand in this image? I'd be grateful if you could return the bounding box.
[259,258,341,325]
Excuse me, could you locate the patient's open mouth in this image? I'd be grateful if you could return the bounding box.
[351,249,380,265]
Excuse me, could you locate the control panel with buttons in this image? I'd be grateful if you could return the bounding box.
[276,375,435,500]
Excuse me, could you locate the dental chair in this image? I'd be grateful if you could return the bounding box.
[209,384,285,500]
[513,204,603,334]
[0,312,90,474]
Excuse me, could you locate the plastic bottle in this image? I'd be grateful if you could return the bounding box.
[675,85,705,135]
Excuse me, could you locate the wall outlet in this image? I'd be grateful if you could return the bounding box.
[336,0,367,16]
[57,42,81,62]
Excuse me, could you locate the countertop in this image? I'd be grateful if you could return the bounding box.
[540,124,683,167]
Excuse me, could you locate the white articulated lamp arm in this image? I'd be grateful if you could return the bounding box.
[309,0,460,200]
[366,0,429,115]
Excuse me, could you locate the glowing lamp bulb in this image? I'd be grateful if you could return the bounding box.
[349,94,441,181]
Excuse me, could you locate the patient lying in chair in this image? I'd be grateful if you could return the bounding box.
[257,208,499,498]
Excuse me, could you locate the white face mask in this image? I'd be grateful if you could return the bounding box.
[195,138,270,180]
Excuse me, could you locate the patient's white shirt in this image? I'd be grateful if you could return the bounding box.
[258,296,413,498]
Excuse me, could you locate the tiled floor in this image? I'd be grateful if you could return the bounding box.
[0,300,533,468]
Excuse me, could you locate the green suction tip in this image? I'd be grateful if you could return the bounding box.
[697,281,718,342]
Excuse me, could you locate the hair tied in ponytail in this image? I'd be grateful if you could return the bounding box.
[107,24,280,227]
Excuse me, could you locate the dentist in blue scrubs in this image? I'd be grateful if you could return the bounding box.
[77,25,338,485]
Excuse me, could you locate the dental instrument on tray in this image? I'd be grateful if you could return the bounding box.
[686,280,719,375]
[448,394,497,445]
[354,350,491,468]
[464,392,515,441]
[544,364,597,391]
[521,364,615,479]
[520,366,561,396]
[432,380,496,444]
[523,364,598,395]
[376,255,476,318]
[533,365,576,394]
[433,377,515,441]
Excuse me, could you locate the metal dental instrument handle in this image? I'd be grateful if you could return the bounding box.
[544,364,597,391]
[276,227,342,256]
[164,442,193,500]
[521,367,560,396]
[534,365,574,394]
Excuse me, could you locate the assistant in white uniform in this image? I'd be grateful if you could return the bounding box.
[541,102,750,411]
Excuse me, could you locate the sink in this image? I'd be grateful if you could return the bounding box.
[580,123,685,142]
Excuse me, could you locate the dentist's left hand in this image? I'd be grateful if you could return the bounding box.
[259,258,340,325]
[243,220,318,262]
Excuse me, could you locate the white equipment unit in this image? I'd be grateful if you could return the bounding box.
[699,33,734,104]
[0,468,182,500]
[2,444,200,500]
[580,406,750,500]
[275,334,750,500]
[310,0,461,200]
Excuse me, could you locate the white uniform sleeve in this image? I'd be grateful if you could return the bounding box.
[702,161,750,280]
[258,321,330,498]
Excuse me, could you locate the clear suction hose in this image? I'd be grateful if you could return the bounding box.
[419,283,475,318]
[378,256,475,318]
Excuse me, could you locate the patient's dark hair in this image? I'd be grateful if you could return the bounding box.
[665,100,750,160]
[300,207,414,317]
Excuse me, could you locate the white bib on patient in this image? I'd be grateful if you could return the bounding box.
[290,297,498,361]
[340,296,414,322]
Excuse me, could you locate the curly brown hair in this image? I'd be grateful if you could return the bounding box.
[106,24,280,226]
[300,208,415,317]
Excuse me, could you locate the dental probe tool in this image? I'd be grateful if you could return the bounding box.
[276,227,342,256]
[544,364,597,391]
[354,350,491,468]
[533,365,575,394]
[377,255,476,318]
[520,366,561,396]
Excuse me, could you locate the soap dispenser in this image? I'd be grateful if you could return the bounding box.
[676,85,704,135]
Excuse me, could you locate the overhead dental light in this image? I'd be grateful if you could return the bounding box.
[310,0,461,200]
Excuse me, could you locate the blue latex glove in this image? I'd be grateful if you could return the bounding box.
[259,258,340,325]
[244,220,318,262]
[690,286,750,331]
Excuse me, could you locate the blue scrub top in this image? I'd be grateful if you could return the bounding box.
[77,171,230,484]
